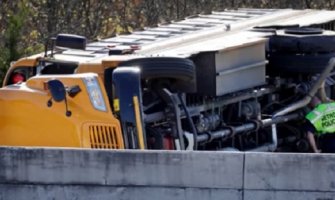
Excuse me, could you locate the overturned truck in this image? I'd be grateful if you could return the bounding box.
[2,9,335,152]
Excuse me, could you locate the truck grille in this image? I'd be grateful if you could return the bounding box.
[88,125,121,149]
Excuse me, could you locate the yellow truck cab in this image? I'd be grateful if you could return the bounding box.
[0,35,131,149]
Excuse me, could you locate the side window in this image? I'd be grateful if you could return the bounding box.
[5,67,36,86]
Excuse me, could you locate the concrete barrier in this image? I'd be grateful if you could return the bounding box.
[0,147,335,199]
[244,152,335,200]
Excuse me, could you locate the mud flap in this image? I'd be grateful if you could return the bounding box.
[112,67,146,149]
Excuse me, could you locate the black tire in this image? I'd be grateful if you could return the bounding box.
[269,28,335,53]
[267,52,335,74]
[118,57,196,82]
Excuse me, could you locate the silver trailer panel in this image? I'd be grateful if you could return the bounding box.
[192,38,267,96]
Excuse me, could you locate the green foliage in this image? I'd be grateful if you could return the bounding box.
[0,1,29,85]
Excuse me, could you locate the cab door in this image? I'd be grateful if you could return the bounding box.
[2,58,38,87]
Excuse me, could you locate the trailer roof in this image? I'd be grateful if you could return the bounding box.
[45,9,335,64]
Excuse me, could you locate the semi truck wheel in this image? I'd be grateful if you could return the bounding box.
[269,28,335,53]
[268,52,335,74]
[267,27,335,74]
[118,57,196,82]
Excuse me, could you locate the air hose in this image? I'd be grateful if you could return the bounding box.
[178,93,198,150]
